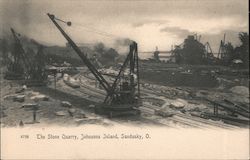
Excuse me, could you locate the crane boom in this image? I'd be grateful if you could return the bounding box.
[10,28,32,73]
[47,13,111,93]
[47,13,141,113]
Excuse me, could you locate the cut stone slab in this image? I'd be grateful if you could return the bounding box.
[68,108,76,113]
[68,108,76,117]
[55,111,68,116]
[230,86,249,96]
[170,99,187,109]
[79,110,85,115]
[74,113,87,119]
[3,94,16,100]
[21,103,38,109]
[13,95,25,102]
[61,101,72,107]
[30,95,49,101]
[88,104,95,108]
[29,91,40,96]
[21,103,39,111]
[155,109,175,117]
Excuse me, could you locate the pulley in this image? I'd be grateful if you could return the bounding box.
[48,14,71,26]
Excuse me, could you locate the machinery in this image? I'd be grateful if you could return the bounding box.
[217,33,226,59]
[47,13,141,117]
[4,28,27,80]
[204,42,213,59]
[5,28,47,85]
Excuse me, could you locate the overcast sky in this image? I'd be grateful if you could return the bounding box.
[0,0,248,58]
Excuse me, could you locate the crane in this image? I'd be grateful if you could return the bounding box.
[217,33,226,59]
[4,28,31,80]
[47,13,141,117]
[204,42,214,59]
[5,28,47,85]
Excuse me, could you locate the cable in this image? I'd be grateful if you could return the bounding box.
[56,18,124,40]
[74,22,118,37]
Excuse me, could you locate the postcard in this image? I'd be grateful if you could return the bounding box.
[0,0,249,159]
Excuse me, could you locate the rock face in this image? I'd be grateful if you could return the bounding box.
[230,86,249,96]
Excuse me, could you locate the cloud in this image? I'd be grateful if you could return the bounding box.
[132,19,168,27]
[0,0,248,59]
[160,26,193,38]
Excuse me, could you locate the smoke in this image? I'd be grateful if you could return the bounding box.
[114,38,134,46]
[112,38,134,55]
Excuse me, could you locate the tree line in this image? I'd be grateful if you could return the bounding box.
[173,32,249,68]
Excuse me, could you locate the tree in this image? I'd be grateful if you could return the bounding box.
[183,36,206,64]
[222,42,235,65]
[173,45,183,64]
[104,48,119,61]
[173,35,206,64]
[94,42,105,54]
[99,48,119,66]
[235,32,249,68]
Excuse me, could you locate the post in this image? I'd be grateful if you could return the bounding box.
[214,104,218,117]
[32,105,39,123]
[54,71,56,97]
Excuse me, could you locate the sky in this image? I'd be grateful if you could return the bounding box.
[0,0,249,58]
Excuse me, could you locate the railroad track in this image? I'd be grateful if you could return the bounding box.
[58,74,238,128]
[78,75,106,95]
[76,77,212,128]
[176,113,238,129]
[142,103,209,128]
[142,103,237,129]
